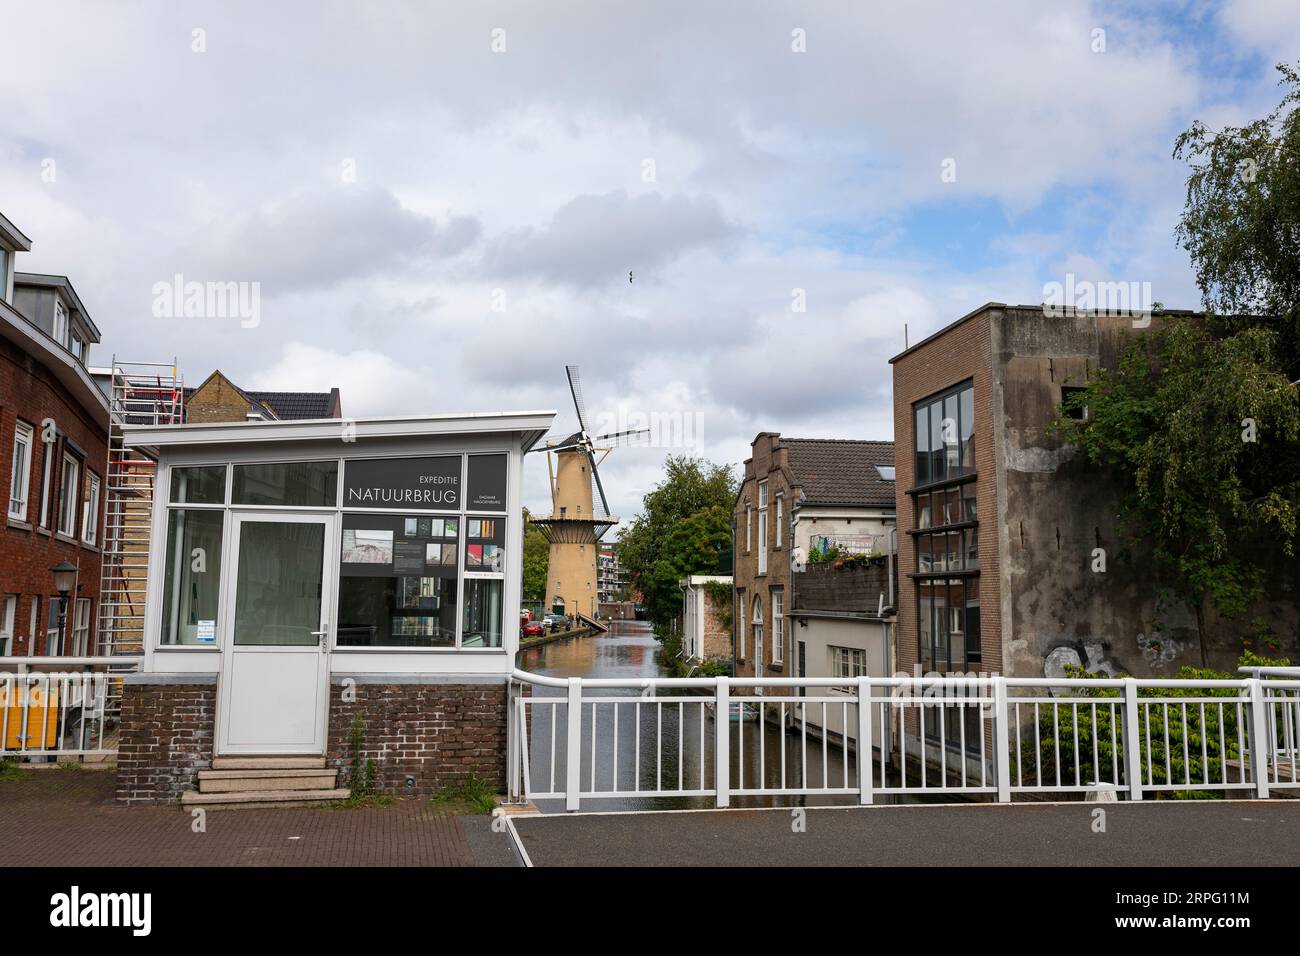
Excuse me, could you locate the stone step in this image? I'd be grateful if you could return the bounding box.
[181,787,351,809]
[210,756,326,770]
[197,768,338,793]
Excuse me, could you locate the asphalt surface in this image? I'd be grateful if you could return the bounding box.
[511,800,1300,867]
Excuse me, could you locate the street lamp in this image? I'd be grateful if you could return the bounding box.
[51,561,77,656]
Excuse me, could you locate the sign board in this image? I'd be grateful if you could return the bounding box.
[466,454,508,511]
[342,456,461,508]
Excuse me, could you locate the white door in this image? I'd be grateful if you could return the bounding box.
[217,512,333,755]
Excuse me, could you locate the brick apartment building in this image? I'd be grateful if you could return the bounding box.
[733,433,895,687]
[889,302,1300,687]
[0,211,110,658]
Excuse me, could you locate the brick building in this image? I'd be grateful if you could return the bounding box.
[184,369,342,423]
[0,211,110,658]
[732,433,895,688]
[680,574,732,665]
[888,302,1300,690]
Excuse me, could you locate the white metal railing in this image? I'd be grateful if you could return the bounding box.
[0,657,142,759]
[506,670,1300,810]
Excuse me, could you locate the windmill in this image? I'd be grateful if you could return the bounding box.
[529,366,648,621]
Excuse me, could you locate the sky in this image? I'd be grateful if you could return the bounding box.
[2,0,1297,525]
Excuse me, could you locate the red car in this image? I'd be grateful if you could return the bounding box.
[522,621,545,637]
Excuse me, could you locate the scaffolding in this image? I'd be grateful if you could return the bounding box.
[96,358,184,656]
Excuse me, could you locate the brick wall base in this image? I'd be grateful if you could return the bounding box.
[115,679,216,804]
[113,676,508,803]
[327,680,508,797]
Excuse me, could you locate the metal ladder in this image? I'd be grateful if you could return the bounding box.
[96,358,183,658]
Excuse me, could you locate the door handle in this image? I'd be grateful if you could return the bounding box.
[310,629,328,651]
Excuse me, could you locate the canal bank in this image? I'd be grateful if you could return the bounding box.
[515,621,919,812]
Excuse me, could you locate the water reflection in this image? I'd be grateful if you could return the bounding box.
[517,621,910,812]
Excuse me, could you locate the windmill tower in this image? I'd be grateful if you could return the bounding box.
[529,367,646,621]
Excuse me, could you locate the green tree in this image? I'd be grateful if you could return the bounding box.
[1056,63,1300,663]
[642,505,734,629]
[522,513,550,603]
[618,455,738,631]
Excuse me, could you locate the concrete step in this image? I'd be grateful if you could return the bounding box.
[181,787,351,809]
[197,768,338,793]
[210,756,326,770]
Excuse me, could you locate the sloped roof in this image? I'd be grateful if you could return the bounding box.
[183,381,340,421]
[782,438,895,507]
[245,390,338,420]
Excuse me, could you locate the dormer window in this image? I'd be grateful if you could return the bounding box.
[70,327,85,363]
[54,299,68,348]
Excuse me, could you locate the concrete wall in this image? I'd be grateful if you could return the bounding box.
[791,616,889,750]
[990,306,1300,676]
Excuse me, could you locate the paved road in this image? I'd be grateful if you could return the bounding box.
[511,800,1300,867]
[0,768,519,867]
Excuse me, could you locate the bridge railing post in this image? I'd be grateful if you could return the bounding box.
[715,677,730,808]
[1247,678,1271,799]
[1122,677,1143,801]
[566,677,582,812]
[857,677,873,805]
[993,677,1011,803]
[506,679,519,803]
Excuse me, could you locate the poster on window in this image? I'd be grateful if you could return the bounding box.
[464,515,505,573]
[341,512,458,579]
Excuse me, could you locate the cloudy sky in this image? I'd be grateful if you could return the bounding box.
[2,0,1297,523]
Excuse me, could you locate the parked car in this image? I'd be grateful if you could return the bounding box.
[522,621,545,637]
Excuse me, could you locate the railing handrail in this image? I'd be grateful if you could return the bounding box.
[1239,666,1300,678]
[508,668,1300,810]
[509,668,1292,691]
[0,656,142,666]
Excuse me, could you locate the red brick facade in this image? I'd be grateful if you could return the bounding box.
[891,308,1001,678]
[114,678,510,803]
[0,334,108,657]
[733,434,793,681]
[115,679,217,803]
[326,681,508,797]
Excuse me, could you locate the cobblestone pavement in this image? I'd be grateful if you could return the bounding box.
[0,768,519,867]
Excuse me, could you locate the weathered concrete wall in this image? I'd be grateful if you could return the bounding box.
[992,307,1300,676]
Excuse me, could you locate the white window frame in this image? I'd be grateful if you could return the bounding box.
[28,597,38,649]
[57,450,80,537]
[757,480,768,574]
[775,494,783,548]
[82,471,100,545]
[830,645,867,680]
[53,299,68,347]
[46,597,62,655]
[745,504,752,552]
[8,420,33,521]
[72,598,91,656]
[0,595,15,656]
[37,435,53,528]
[771,588,783,664]
[751,594,763,663]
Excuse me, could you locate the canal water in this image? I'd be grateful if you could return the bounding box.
[517,620,911,812]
